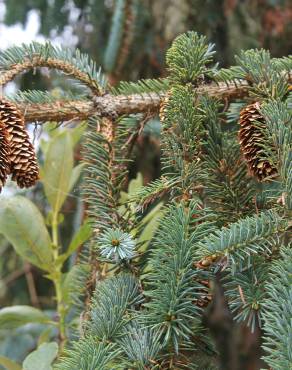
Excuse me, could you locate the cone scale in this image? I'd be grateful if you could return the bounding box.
[0,120,10,192]
[239,102,277,181]
[0,99,39,191]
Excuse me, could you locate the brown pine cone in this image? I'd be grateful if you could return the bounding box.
[239,102,277,181]
[0,99,39,188]
[0,120,10,192]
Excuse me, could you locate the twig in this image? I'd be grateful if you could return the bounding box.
[3,267,25,285]
[24,262,40,308]
[16,79,253,124]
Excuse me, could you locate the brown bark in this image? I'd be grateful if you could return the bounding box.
[16,79,251,123]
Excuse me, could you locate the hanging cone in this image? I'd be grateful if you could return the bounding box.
[0,120,10,192]
[195,279,212,308]
[239,102,277,181]
[0,99,39,188]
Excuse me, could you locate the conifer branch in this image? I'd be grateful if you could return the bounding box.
[0,41,290,124]
[0,56,100,93]
[0,42,106,94]
[18,80,251,123]
[261,245,292,369]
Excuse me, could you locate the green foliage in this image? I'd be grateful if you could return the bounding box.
[9,90,87,104]
[118,172,164,245]
[23,342,58,370]
[200,96,254,222]
[89,274,142,340]
[215,51,292,99]
[81,121,119,238]
[111,78,169,95]
[0,306,51,329]
[55,338,121,370]
[97,228,136,261]
[160,85,206,193]
[42,131,74,215]
[0,196,53,271]
[61,221,92,262]
[235,49,289,99]
[260,100,292,210]
[0,356,21,370]
[0,126,90,357]
[143,202,214,352]
[118,321,162,369]
[61,263,90,311]
[0,27,291,369]
[166,31,216,84]
[197,210,287,270]
[222,260,269,331]
[262,246,292,369]
[0,41,107,93]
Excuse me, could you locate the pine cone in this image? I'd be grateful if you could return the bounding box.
[193,279,212,309]
[0,99,39,188]
[239,102,277,181]
[0,120,10,192]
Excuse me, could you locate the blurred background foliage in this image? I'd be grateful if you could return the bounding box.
[0,0,291,365]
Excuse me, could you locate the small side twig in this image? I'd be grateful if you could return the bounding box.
[24,262,40,308]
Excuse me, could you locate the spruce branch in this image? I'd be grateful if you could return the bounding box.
[197,210,288,271]
[259,100,292,209]
[130,176,177,211]
[81,114,133,311]
[200,96,254,223]
[262,245,292,370]
[118,321,162,369]
[143,202,214,352]
[89,274,143,340]
[222,259,269,332]
[166,31,216,85]
[0,39,290,124]
[9,74,290,124]
[13,80,250,124]
[0,41,106,94]
[55,337,121,370]
[9,89,87,104]
[111,77,169,95]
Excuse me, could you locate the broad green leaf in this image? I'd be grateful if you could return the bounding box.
[42,131,74,214]
[69,163,85,192]
[140,202,164,226]
[118,173,144,219]
[59,221,92,263]
[138,204,165,250]
[23,342,58,370]
[43,122,62,138]
[37,327,53,346]
[119,191,128,204]
[69,123,87,145]
[66,221,91,257]
[61,265,83,304]
[0,306,51,329]
[0,196,53,270]
[39,137,50,156]
[0,356,22,370]
[128,173,143,195]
